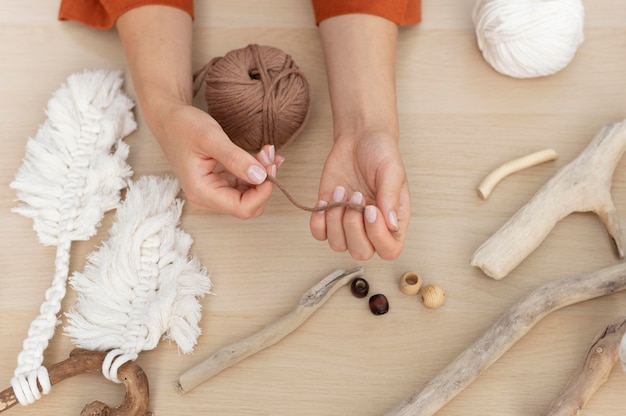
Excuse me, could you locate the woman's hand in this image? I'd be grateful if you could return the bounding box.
[310,131,410,260]
[313,13,411,260]
[156,101,282,218]
[117,5,282,218]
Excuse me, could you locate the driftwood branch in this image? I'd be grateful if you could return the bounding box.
[385,261,626,416]
[176,266,364,394]
[0,349,150,416]
[472,120,626,279]
[545,316,626,416]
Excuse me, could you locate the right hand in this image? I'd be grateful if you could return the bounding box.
[157,101,282,218]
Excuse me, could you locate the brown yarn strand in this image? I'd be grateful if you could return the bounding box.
[266,175,365,213]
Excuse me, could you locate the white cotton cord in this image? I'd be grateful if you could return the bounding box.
[65,176,212,383]
[9,69,136,406]
[12,200,84,404]
[102,349,139,383]
[473,0,585,78]
[10,237,71,405]
[10,366,50,406]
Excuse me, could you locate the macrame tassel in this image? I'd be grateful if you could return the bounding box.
[9,69,135,405]
[65,176,212,383]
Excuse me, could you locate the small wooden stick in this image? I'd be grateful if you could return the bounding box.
[0,349,151,415]
[266,175,365,212]
[477,148,558,200]
[545,316,626,416]
[385,261,626,416]
[176,266,364,394]
[472,120,626,279]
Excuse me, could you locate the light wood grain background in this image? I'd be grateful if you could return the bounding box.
[1,1,626,415]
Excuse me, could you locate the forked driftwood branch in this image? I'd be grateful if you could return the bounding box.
[385,261,626,416]
[545,316,626,416]
[0,349,150,415]
[176,267,364,394]
[472,120,626,280]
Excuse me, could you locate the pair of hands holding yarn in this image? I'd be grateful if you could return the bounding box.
[117,7,409,261]
[159,101,409,261]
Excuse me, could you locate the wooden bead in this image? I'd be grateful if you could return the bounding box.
[399,271,422,295]
[350,277,369,298]
[369,294,389,315]
[421,284,446,308]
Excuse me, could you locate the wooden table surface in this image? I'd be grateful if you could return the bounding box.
[2,1,626,415]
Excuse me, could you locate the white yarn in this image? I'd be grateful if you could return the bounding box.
[9,69,135,405]
[65,176,212,384]
[473,0,585,78]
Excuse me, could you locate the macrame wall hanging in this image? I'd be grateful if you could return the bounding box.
[4,70,211,413]
[65,175,212,383]
[9,69,136,406]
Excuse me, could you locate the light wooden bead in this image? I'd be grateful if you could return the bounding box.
[421,284,446,308]
[400,272,422,296]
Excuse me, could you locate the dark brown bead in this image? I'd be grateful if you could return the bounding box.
[369,294,389,315]
[350,277,369,298]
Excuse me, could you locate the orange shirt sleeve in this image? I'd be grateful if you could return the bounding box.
[311,0,421,26]
[58,0,194,29]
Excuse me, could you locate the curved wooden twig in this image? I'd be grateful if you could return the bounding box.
[176,267,364,394]
[545,316,626,416]
[385,261,626,416]
[0,349,151,416]
[477,148,558,200]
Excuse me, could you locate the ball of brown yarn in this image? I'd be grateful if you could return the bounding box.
[193,44,312,152]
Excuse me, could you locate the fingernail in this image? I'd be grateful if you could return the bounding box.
[269,145,275,161]
[270,164,277,177]
[332,186,346,202]
[388,210,399,230]
[316,200,328,214]
[277,156,285,168]
[365,205,377,223]
[247,165,267,184]
[350,192,364,205]
[260,149,272,166]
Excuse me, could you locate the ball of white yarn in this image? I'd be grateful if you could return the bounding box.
[473,0,585,79]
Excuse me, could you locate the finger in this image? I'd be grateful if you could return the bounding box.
[364,205,404,260]
[200,164,276,219]
[202,180,273,219]
[239,163,277,211]
[256,144,276,167]
[325,185,348,252]
[213,136,268,185]
[343,192,374,260]
[309,199,329,241]
[374,163,407,232]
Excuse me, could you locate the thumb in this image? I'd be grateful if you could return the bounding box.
[375,164,405,231]
[213,138,267,185]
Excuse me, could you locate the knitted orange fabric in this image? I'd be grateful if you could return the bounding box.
[58,0,420,29]
[312,0,421,26]
[58,0,194,29]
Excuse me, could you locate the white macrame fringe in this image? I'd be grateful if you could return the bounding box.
[11,69,135,245]
[9,69,135,405]
[65,176,212,383]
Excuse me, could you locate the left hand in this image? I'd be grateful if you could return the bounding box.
[309,131,410,260]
